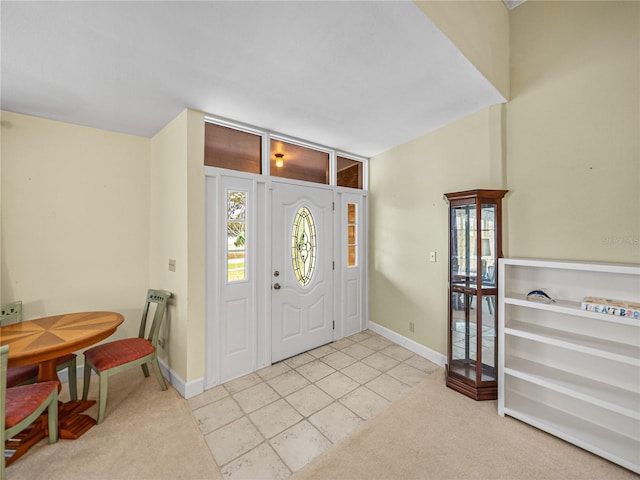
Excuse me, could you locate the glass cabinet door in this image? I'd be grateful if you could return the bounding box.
[450,204,477,288]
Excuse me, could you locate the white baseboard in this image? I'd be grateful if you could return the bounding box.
[61,359,203,400]
[158,358,204,399]
[367,320,447,367]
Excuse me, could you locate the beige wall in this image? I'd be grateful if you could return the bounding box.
[0,111,150,340]
[0,108,206,385]
[370,0,639,356]
[507,0,639,263]
[149,109,205,382]
[369,106,506,355]
[415,0,510,99]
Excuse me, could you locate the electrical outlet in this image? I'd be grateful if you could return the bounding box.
[158,337,166,348]
[409,322,415,333]
[429,251,437,262]
[168,259,176,272]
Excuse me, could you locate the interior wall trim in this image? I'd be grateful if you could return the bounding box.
[367,321,447,367]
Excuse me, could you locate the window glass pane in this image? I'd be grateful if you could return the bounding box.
[347,203,357,267]
[451,204,477,285]
[482,294,497,381]
[227,191,247,282]
[348,225,356,244]
[291,206,317,286]
[347,203,356,223]
[337,156,363,189]
[480,204,496,286]
[348,246,357,267]
[205,123,262,174]
[449,292,478,380]
[271,139,329,184]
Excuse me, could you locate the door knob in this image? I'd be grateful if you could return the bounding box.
[273,283,281,290]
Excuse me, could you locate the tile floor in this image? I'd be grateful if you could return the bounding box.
[188,330,440,479]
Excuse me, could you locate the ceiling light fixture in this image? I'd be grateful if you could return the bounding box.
[275,153,284,168]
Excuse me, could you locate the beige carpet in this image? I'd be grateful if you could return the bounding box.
[293,369,637,480]
[6,368,637,480]
[6,368,221,480]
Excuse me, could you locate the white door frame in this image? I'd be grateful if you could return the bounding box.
[205,167,367,388]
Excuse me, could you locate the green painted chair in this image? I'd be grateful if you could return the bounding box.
[82,289,172,424]
[0,301,78,400]
[1,345,59,480]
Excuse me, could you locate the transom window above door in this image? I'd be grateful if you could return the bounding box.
[271,139,329,185]
[205,122,262,174]
[203,117,367,189]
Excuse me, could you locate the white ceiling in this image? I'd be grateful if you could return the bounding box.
[1,1,505,158]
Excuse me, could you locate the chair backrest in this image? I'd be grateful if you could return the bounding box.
[139,290,172,347]
[0,301,22,327]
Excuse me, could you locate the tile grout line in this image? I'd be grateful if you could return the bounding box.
[193,331,438,479]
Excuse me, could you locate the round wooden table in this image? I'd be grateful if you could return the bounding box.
[1,311,124,459]
[1,311,124,382]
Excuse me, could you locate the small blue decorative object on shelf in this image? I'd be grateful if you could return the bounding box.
[527,289,556,304]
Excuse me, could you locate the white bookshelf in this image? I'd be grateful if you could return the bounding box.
[498,258,640,474]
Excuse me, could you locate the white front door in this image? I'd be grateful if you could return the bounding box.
[271,182,334,362]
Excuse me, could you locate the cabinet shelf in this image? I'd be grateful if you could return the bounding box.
[503,392,640,474]
[499,258,640,474]
[504,294,639,327]
[504,356,639,419]
[505,319,640,365]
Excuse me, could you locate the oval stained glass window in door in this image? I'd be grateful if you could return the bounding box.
[291,206,317,287]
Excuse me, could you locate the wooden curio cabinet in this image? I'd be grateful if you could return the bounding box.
[444,189,507,400]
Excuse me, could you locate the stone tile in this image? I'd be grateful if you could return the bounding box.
[192,396,244,435]
[188,384,229,411]
[256,362,291,381]
[366,373,412,402]
[204,416,263,466]
[345,331,372,343]
[320,350,357,370]
[359,335,392,351]
[307,344,336,358]
[286,384,333,417]
[271,421,332,472]
[283,352,315,369]
[233,382,280,413]
[404,354,440,373]
[268,370,310,397]
[340,361,381,384]
[339,386,390,420]
[224,373,262,395]
[221,443,291,480]
[386,362,429,386]
[315,371,360,399]
[381,344,414,361]
[296,359,335,382]
[249,399,303,438]
[308,402,364,444]
[341,343,376,360]
[361,352,400,372]
[330,337,355,350]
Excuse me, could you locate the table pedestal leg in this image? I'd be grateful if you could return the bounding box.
[59,400,96,439]
[4,400,97,466]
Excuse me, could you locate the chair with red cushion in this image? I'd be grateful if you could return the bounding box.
[82,289,172,424]
[1,301,78,401]
[1,344,59,480]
